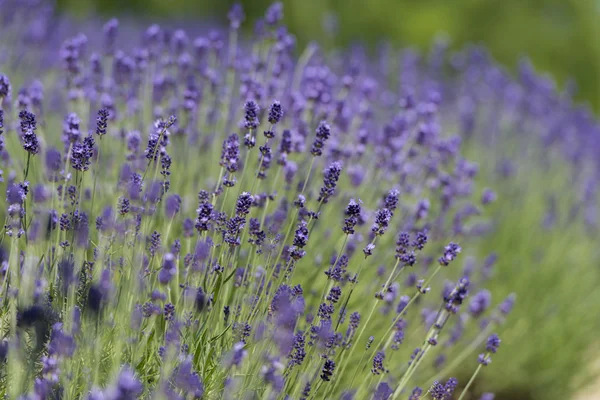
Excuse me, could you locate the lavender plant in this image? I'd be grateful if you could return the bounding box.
[6,1,599,399]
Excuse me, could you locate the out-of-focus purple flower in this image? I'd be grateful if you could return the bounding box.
[0,75,11,100]
[172,357,204,397]
[63,112,81,145]
[158,253,176,285]
[110,368,143,399]
[408,387,423,400]
[244,100,260,130]
[228,3,245,30]
[481,188,497,205]
[468,289,492,318]
[373,382,392,400]
[268,100,283,125]
[103,18,119,56]
[265,2,284,25]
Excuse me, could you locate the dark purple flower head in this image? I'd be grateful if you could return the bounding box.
[343,198,361,234]
[244,100,260,130]
[96,108,109,136]
[395,232,410,255]
[311,121,332,156]
[195,202,214,232]
[318,161,342,204]
[371,351,386,375]
[71,134,95,171]
[384,189,400,213]
[444,277,469,313]
[118,196,130,216]
[326,286,342,303]
[220,134,240,173]
[236,192,253,216]
[413,231,428,251]
[268,100,283,125]
[372,208,392,236]
[498,293,516,315]
[320,359,335,381]
[163,303,175,321]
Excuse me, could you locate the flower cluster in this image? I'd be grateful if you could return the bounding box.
[0,2,552,400]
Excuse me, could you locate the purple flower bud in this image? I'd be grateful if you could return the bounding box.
[343,199,361,234]
[158,253,176,285]
[96,108,109,136]
[19,110,40,155]
[268,100,283,125]
[320,359,335,381]
[244,100,260,130]
[468,289,492,318]
[318,161,342,204]
[498,293,516,315]
[311,121,331,157]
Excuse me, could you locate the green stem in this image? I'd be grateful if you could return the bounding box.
[457,363,484,400]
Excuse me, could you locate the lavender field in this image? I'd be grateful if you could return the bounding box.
[0,2,599,399]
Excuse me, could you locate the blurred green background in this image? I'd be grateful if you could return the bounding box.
[57,0,600,110]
